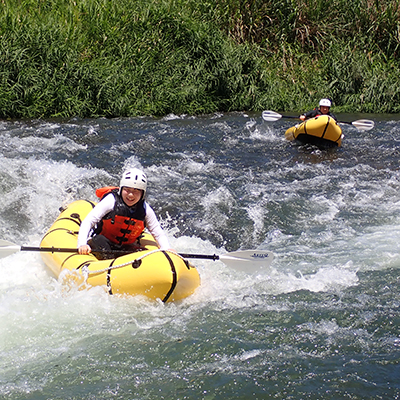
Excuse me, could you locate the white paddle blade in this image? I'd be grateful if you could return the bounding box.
[352,119,374,131]
[219,250,274,273]
[0,239,21,258]
[262,110,283,122]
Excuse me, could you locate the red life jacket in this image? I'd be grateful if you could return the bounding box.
[313,108,335,119]
[95,187,146,245]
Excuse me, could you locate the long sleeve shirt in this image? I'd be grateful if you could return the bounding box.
[77,195,170,249]
[302,108,337,121]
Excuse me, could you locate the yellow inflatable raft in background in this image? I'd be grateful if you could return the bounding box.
[40,200,200,302]
[285,115,342,148]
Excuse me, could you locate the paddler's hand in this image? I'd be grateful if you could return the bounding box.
[300,115,306,121]
[78,244,91,255]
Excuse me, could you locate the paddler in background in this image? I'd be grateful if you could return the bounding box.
[300,98,337,121]
[77,168,172,260]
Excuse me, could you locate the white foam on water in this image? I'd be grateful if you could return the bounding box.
[1,117,400,397]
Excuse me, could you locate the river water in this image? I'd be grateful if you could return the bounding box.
[0,112,399,399]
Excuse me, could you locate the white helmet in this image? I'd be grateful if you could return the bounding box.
[319,98,332,107]
[119,168,147,197]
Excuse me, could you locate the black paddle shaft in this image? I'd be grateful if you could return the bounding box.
[20,245,220,260]
[179,253,219,261]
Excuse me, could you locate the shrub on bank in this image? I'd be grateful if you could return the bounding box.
[0,0,399,118]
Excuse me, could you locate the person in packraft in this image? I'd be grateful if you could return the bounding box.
[77,168,171,259]
[300,98,337,121]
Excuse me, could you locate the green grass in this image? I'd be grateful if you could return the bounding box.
[1,0,400,118]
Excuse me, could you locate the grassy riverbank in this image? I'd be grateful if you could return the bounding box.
[1,0,400,118]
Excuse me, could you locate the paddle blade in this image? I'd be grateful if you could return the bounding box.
[0,239,21,259]
[219,250,274,273]
[262,110,283,122]
[352,119,374,131]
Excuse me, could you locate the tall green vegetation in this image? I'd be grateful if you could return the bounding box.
[1,0,400,118]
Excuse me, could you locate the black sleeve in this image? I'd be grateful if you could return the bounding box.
[304,109,318,119]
